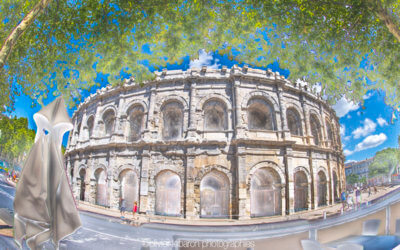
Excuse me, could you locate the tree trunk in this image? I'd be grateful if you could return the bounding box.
[0,0,52,70]
[371,0,400,43]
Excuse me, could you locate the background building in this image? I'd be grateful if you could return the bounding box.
[65,66,345,220]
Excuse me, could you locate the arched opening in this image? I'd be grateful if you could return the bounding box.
[203,100,227,131]
[317,171,327,207]
[247,98,275,130]
[333,171,339,202]
[162,102,183,140]
[95,168,108,207]
[79,168,86,201]
[103,110,115,136]
[87,116,94,138]
[310,115,321,146]
[326,119,334,146]
[128,105,145,141]
[200,170,229,218]
[155,171,181,216]
[120,170,139,211]
[294,171,308,212]
[76,122,82,138]
[250,168,282,217]
[287,108,302,136]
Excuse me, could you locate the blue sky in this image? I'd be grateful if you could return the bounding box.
[7,50,400,162]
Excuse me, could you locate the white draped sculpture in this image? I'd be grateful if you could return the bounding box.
[13,96,81,249]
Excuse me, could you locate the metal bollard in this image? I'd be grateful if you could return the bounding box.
[323,211,326,219]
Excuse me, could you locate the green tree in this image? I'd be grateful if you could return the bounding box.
[2,0,400,111]
[0,116,35,169]
[347,173,359,185]
[369,148,400,181]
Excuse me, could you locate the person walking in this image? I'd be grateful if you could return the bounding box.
[341,190,347,211]
[132,201,138,219]
[347,193,354,210]
[120,198,126,218]
[355,187,361,209]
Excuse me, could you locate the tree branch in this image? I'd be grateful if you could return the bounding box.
[0,0,52,70]
[373,0,400,43]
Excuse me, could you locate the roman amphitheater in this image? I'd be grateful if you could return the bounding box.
[65,65,345,220]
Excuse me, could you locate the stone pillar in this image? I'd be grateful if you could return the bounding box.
[139,149,150,214]
[326,153,333,205]
[233,77,245,138]
[276,85,290,139]
[92,103,102,138]
[284,147,293,215]
[309,150,315,210]
[187,82,198,139]
[237,146,249,219]
[185,147,196,219]
[301,100,311,145]
[144,86,156,140]
[89,178,96,204]
[111,178,120,210]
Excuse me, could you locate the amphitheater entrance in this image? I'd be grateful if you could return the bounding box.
[317,171,327,207]
[294,171,308,212]
[79,168,86,201]
[250,168,282,217]
[120,170,138,211]
[95,168,108,207]
[200,171,229,218]
[333,171,339,202]
[155,171,181,216]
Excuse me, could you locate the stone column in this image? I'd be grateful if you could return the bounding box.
[301,99,311,145]
[276,85,290,139]
[185,147,196,219]
[233,77,245,138]
[187,82,198,139]
[108,152,118,209]
[326,153,333,205]
[92,103,102,138]
[139,149,150,214]
[144,86,156,140]
[237,146,249,219]
[309,150,315,210]
[284,147,293,215]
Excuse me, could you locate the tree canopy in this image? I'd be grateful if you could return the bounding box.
[0,115,35,168]
[369,148,400,178]
[1,0,400,111]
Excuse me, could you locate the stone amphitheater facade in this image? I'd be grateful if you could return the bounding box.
[65,65,345,220]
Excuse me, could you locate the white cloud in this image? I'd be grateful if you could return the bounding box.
[344,136,351,141]
[377,117,388,127]
[344,149,353,156]
[347,114,351,119]
[363,92,373,100]
[340,124,346,137]
[332,97,359,117]
[354,133,387,152]
[351,118,376,139]
[345,159,356,164]
[189,49,220,69]
[357,111,361,116]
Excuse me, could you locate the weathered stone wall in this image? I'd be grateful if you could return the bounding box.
[65,66,345,220]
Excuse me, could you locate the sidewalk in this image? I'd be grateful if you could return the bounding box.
[77,185,400,227]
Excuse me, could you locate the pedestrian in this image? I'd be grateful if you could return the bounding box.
[120,198,126,218]
[374,185,377,194]
[132,201,138,219]
[341,190,347,211]
[347,193,354,210]
[355,187,361,209]
[368,186,371,197]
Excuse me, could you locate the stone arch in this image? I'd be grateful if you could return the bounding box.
[247,161,286,186]
[309,113,322,146]
[126,104,146,141]
[249,167,283,217]
[199,170,230,218]
[94,166,108,207]
[118,169,139,211]
[241,91,280,112]
[154,170,182,216]
[196,94,232,111]
[196,165,233,186]
[325,118,334,146]
[286,107,303,136]
[85,115,95,139]
[100,107,117,136]
[78,166,87,201]
[123,99,148,116]
[160,100,185,140]
[246,97,277,130]
[317,169,328,207]
[202,98,228,131]
[157,95,189,111]
[293,166,310,212]
[332,169,339,202]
